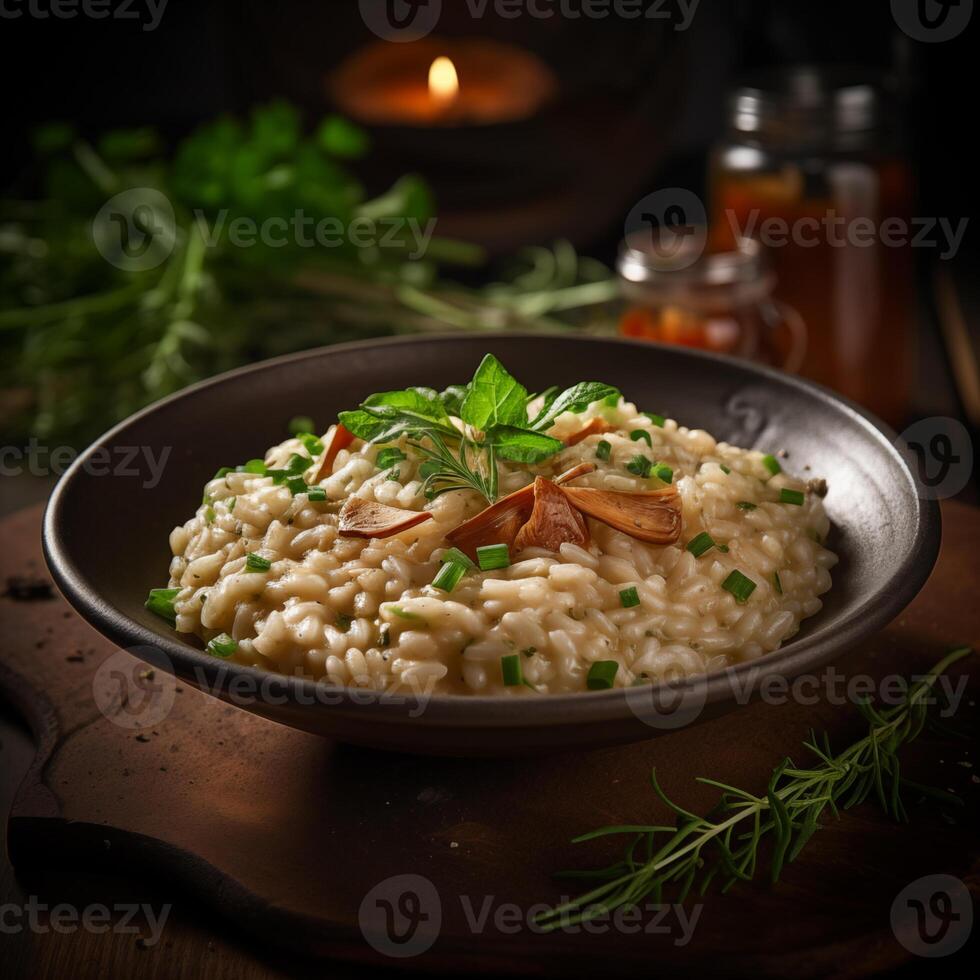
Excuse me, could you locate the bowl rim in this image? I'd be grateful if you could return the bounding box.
[43,333,941,729]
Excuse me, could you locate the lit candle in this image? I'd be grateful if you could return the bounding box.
[427,56,459,113]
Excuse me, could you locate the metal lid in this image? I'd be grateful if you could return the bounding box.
[618,229,767,286]
[729,66,891,145]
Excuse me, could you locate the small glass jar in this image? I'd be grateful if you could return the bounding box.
[710,67,914,425]
[616,231,806,372]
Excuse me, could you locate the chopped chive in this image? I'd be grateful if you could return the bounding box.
[245,552,271,572]
[587,660,619,690]
[686,531,716,558]
[477,543,510,571]
[432,560,467,593]
[336,613,353,632]
[306,487,326,502]
[205,505,216,524]
[145,587,180,623]
[644,412,665,427]
[652,462,673,484]
[213,466,232,480]
[603,392,621,407]
[227,496,236,512]
[773,570,783,595]
[286,453,312,474]
[779,488,805,506]
[376,447,407,470]
[298,432,324,456]
[267,469,289,484]
[207,633,237,658]
[722,569,757,604]
[289,415,315,436]
[595,440,612,462]
[736,501,757,511]
[626,455,652,478]
[286,476,308,495]
[762,454,782,476]
[630,429,652,447]
[241,459,267,475]
[442,547,476,570]
[720,464,731,475]
[501,653,523,686]
[619,586,641,608]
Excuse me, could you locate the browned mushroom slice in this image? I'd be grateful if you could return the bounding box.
[563,485,682,545]
[445,462,596,561]
[312,423,356,483]
[563,418,613,447]
[338,497,433,539]
[514,477,589,553]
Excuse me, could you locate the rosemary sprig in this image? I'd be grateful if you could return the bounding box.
[412,431,499,504]
[535,646,972,931]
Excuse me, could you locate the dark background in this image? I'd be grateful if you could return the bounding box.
[1,0,976,257]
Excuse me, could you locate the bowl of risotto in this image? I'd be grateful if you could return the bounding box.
[44,335,939,754]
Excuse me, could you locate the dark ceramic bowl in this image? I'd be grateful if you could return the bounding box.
[44,335,940,754]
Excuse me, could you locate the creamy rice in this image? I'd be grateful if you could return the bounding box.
[165,397,836,696]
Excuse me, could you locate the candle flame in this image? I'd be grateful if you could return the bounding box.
[428,56,459,106]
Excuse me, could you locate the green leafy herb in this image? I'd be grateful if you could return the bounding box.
[534,647,972,929]
[686,532,716,558]
[245,552,271,572]
[501,653,524,686]
[780,488,805,506]
[529,381,619,432]
[587,660,619,690]
[432,560,467,593]
[644,413,665,428]
[460,354,529,430]
[477,543,510,571]
[762,454,782,476]
[630,430,652,447]
[375,447,407,471]
[441,547,476,570]
[722,569,756,604]
[619,586,640,608]
[289,416,315,437]
[652,462,673,484]
[306,487,326,502]
[145,587,180,623]
[596,440,612,462]
[626,455,652,478]
[207,633,237,658]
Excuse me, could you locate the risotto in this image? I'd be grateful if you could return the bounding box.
[150,355,836,696]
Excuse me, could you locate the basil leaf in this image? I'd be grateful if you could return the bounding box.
[439,384,469,417]
[337,409,408,444]
[364,387,448,423]
[488,425,564,464]
[460,354,528,430]
[530,381,619,431]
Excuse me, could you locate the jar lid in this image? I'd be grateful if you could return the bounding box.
[729,66,892,143]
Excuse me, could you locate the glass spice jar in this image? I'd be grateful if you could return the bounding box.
[616,230,806,372]
[710,67,914,426]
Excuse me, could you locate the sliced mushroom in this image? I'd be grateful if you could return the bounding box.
[563,485,682,545]
[312,423,355,483]
[563,418,613,447]
[445,462,596,561]
[338,497,433,539]
[513,477,589,553]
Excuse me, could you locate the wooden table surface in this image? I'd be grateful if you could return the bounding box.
[1,502,978,979]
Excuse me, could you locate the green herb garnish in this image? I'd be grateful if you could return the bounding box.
[644,413,665,427]
[441,547,476,570]
[145,587,180,623]
[207,633,237,658]
[289,416,315,437]
[375,447,407,471]
[619,587,640,608]
[501,653,524,687]
[338,356,616,503]
[245,553,271,572]
[686,532,716,558]
[534,647,973,929]
[587,660,619,690]
[762,454,782,476]
[432,561,467,593]
[630,430,652,447]
[595,440,612,462]
[722,569,756,604]
[626,455,652,478]
[477,543,510,571]
[780,488,805,506]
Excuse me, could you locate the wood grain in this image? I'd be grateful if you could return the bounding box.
[1,503,978,977]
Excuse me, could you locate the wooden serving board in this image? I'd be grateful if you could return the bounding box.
[2,503,978,976]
